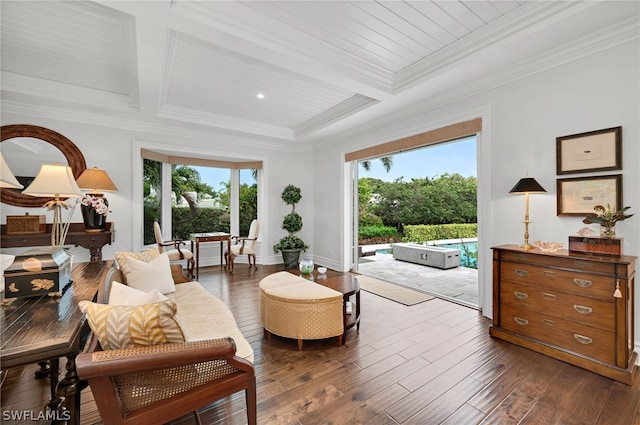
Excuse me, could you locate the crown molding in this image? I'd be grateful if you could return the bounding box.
[157,104,295,141]
[0,100,310,153]
[294,94,379,138]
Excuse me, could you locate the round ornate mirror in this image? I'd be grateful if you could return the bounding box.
[1,124,86,207]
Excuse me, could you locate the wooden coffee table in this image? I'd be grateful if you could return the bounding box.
[315,273,361,344]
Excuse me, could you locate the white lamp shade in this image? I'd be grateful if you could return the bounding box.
[0,152,24,189]
[23,163,82,198]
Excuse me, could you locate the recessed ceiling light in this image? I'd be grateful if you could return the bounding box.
[256,93,265,99]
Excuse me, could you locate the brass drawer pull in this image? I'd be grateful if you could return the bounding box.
[542,270,556,277]
[575,260,593,269]
[514,317,529,326]
[514,291,528,300]
[573,304,593,314]
[543,293,556,300]
[573,278,592,288]
[514,254,528,259]
[574,334,593,345]
[515,269,529,277]
[542,319,556,326]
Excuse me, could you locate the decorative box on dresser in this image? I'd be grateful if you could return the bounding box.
[490,244,637,385]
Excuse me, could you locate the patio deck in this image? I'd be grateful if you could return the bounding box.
[357,248,479,308]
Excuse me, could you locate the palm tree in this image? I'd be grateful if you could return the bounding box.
[143,161,216,215]
[361,156,393,173]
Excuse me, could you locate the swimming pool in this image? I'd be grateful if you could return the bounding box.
[438,241,478,268]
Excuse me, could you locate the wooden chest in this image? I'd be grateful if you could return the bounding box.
[6,214,46,235]
[490,245,637,384]
[3,247,72,300]
[568,236,622,256]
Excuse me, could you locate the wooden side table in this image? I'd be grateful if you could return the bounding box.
[315,273,361,344]
[190,232,232,277]
[1,260,112,424]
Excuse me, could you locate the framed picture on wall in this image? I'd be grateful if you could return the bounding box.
[557,174,622,216]
[556,126,622,175]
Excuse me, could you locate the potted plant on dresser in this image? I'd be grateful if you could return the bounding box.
[273,184,308,269]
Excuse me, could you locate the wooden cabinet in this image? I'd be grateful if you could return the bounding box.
[490,244,637,384]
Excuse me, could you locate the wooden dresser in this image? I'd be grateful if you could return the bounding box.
[490,244,637,384]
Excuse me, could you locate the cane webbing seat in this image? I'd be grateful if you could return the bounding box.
[77,339,256,425]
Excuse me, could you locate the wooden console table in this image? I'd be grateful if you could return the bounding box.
[1,260,112,425]
[0,222,114,262]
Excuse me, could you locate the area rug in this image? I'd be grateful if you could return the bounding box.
[356,275,434,306]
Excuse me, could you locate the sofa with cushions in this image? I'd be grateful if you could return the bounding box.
[75,249,256,425]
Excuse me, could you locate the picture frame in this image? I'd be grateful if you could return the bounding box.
[557,174,622,216]
[556,126,621,175]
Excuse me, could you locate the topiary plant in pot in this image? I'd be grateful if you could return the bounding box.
[273,184,309,268]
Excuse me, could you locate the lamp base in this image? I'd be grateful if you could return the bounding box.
[520,243,535,250]
[80,194,108,232]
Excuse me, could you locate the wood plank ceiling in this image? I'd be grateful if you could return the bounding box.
[1,1,637,146]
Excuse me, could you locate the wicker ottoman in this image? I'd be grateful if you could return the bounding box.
[259,271,343,350]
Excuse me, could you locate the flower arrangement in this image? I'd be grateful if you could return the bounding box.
[582,204,633,237]
[81,194,110,215]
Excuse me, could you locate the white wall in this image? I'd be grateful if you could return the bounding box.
[313,40,639,339]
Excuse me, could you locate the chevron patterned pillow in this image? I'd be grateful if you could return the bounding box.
[79,300,186,350]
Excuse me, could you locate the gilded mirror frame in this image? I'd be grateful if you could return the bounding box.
[1,124,87,207]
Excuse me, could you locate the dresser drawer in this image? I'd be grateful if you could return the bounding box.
[499,250,616,274]
[501,305,615,364]
[501,261,615,300]
[500,280,614,331]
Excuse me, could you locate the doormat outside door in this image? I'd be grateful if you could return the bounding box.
[356,274,434,306]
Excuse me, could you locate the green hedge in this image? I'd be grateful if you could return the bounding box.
[171,208,230,241]
[359,225,400,240]
[403,223,477,243]
[144,207,236,244]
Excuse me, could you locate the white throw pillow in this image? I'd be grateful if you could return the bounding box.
[114,248,159,275]
[108,281,167,306]
[124,252,176,294]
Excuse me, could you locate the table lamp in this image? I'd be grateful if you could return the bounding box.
[23,163,82,247]
[75,167,118,232]
[0,151,24,189]
[509,177,546,250]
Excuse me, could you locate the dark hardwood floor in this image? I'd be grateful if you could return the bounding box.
[2,264,640,424]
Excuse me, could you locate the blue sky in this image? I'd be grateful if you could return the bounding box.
[359,135,477,182]
[191,135,476,192]
[192,167,255,194]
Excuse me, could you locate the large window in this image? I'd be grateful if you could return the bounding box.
[142,151,260,245]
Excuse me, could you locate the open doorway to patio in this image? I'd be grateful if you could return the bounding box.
[354,136,479,308]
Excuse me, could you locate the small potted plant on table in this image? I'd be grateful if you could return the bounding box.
[273,185,308,269]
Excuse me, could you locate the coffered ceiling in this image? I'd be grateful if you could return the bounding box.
[1,1,638,148]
